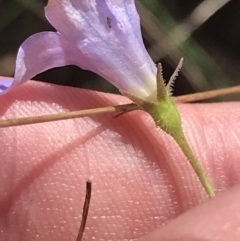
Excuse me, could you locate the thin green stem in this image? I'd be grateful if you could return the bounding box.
[173,130,215,198]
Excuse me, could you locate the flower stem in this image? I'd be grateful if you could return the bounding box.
[173,129,215,198]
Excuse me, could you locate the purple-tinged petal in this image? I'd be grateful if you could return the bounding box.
[0,78,13,92]
[0,31,95,95]
[45,0,158,101]
[2,1,158,101]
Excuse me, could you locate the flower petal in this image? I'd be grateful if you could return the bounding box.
[45,0,157,101]
[0,31,94,95]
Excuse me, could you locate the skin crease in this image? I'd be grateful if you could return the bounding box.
[0,80,240,241]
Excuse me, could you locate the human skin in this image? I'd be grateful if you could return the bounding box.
[0,80,240,241]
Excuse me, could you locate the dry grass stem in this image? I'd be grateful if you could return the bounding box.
[0,103,139,127]
[0,85,240,128]
[175,85,240,103]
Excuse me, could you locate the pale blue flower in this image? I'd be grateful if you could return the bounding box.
[0,0,157,101]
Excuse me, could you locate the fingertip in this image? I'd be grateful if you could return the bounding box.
[138,183,240,241]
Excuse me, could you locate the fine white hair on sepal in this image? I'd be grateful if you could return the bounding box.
[157,62,166,84]
[166,57,184,95]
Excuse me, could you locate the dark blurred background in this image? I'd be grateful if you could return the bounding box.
[0,0,240,101]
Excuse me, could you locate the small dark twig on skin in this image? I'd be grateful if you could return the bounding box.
[76,180,92,241]
[112,104,143,118]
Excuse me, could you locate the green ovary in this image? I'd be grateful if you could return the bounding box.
[151,96,182,136]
